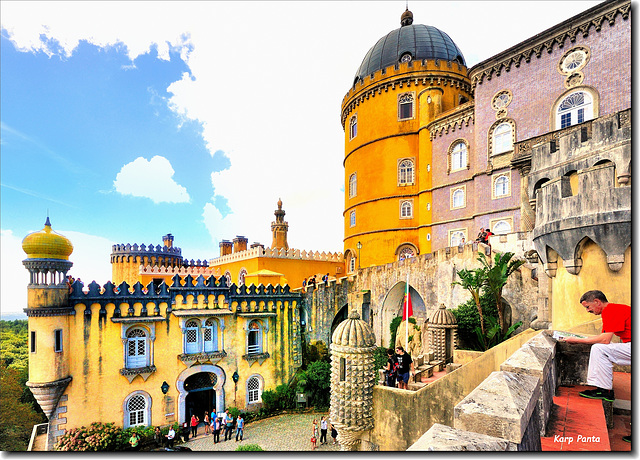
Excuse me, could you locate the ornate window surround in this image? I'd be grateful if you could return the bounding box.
[399,199,414,219]
[398,91,416,121]
[489,119,516,157]
[492,171,512,199]
[121,323,155,370]
[490,217,514,235]
[551,86,599,131]
[349,114,357,140]
[397,158,416,186]
[448,139,470,173]
[179,317,225,357]
[123,390,152,428]
[246,373,265,405]
[395,242,419,261]
[450,185,466,210]
[448,228,467,247]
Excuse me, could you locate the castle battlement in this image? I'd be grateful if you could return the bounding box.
[209,246,344,266]
[139,264,212,276]
[111,243,182,257]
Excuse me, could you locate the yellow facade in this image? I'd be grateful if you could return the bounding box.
[342,59,471,269]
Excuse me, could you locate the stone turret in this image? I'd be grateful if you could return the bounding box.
[329,311,377,451]
[428,304,458,361]
[271,198,289,250]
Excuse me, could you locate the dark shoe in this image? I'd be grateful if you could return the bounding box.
[623,435,631,443]
[579,387,614,402]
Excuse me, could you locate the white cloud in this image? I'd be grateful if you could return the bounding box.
[62,231,114,286]
[114,155,190,204]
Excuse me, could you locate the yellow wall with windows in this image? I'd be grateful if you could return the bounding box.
[551,242,631,330]
[342,61,470,268]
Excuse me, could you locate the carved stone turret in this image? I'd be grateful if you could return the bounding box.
[271,198,289,250]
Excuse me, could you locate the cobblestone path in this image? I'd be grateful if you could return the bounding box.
[182,412,341,452]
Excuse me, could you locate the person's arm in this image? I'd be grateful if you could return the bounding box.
[563,332,614,344]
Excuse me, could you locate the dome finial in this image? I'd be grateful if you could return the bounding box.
[401,5,413,26]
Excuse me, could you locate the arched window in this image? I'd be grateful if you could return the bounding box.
[492,220,512,234]
[450,141,468,172]
[350,210,356,227]
[349,173,357,198]
[398,246,415,261]
[126,328,148,368]
[203,318,218,352]
[450,231,465,247]
[452,188,465,209]
[346,251,356,273]
[493,122,513,155]
[556,90,593,129]
[239,269,247,286]
[224,271,231,287]
[398,159,415,185]
[185,320,200,354]
[246,375,263,404]
[349,115,357,140]
[398,92,415,120]
[400,200,413,218]
[494,175,509,197]
[125,393,149,428]
[247,321,263,355]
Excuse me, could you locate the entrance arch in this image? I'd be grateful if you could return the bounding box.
[329,304,349,343]
[379,282,426,347]
[176,364,226,424]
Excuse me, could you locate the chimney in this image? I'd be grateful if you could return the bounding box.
[233,236,248,253]
[219,240,232,256]
[163,234,174,248]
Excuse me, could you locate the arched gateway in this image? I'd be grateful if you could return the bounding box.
[176,364,226,424]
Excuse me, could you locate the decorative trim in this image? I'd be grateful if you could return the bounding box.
[242,352,270,367]
[427,104,474,140]
[25,307,75,317]
[237,312,277,317]
[111,316,165,323]
[171,309,233,317]
[119,365,157,383]
[397,91,416,121]
[178,351,227,366]
[450,185,466,210]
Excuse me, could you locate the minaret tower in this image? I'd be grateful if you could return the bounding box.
[22,217,74,448]
[271,198,289,250]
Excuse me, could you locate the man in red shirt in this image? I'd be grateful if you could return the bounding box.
[563,290,631,402]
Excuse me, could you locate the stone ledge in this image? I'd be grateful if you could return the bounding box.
[408,423,514,451]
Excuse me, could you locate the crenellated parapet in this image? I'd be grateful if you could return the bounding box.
[67,275,303,320]
[341,59,471,128]
[425,103,474,140]
[110,242,184,266]
[209,246,344,266]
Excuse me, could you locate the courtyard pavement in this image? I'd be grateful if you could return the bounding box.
[182,412,341,452]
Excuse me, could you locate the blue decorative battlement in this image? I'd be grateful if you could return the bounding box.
[111,243,182,257]
[68,275,302,318]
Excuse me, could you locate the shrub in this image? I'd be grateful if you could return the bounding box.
[373,347,388,371]
[55,422,123,451]
[451,293,498,350]
[236,444,264,451]
[389,316,402,348]
[305,361,331,407]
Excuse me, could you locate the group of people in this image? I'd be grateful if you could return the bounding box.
[383,346,415,390]
[191,410,244,443]
[302,273,331,290]
[311,416,338,449]
[475,227,493,245]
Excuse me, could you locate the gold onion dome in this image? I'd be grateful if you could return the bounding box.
[22,217,73,260]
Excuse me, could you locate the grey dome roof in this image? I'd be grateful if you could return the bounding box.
[355,21,466,82]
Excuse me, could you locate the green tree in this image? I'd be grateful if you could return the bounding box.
[389,316,402,348]
[478,252,525,333]
[304,361,331,407]
[451,267,487,336]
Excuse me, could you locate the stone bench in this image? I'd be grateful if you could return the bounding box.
[413,364,434,382]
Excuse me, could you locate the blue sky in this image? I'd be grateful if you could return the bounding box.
[0,1,601,317]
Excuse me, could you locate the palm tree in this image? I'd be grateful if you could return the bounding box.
[452,267,487,336]
[478,252,525,333]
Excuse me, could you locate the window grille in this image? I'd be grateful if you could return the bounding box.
[126,329,147,368]
[185,320,199,354]
[350,210,356,227]
[398,247,415,260]
[493,220,512,234]
[204,318,218,352]
[127,395,146,427]
[247,377,260,403]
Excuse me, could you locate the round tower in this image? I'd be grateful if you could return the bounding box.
[342,8,472,269]
[329,311,377,451]
[22,217,74,420]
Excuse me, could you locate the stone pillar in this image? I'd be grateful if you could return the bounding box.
[454,371,541,451]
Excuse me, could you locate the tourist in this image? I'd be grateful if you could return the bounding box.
[319,416,328,444]
[235,414,244,441]
[330,423,338,445]
[395,346,414,390]
[322,273,329,284]
[204,411,210,435]
[302,278,307,288]
[308,276,316,289]
[311,419,318,450]
[180,422,189,442]
[153,426,163,447]
[165,426,176,448]
[475,228,487,243]
[561,290,630,403]
[190,413,199,437]
[212,416,221,443]
[384,348,398,387]
[224,410,234,441]
[128,432,140,451]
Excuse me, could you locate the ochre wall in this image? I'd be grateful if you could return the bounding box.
[369,328,537,451]
[551,243,631,330]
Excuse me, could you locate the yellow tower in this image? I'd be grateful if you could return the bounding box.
[341,9,472,270]
[271,198,289,250]
[22,217,74,443]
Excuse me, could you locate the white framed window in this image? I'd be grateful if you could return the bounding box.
[349,173,357,198]
[398,92,415,120]
[203,318,218,352]
[492,122,513,155]
[451,187,466,209]
[449,229,467,246]
[556,90,593,130]
[239,268,247,286]
[493,173,511,198]
[348,253,356,273]
[349,115,357,140]
[350,210,356,227]
[246,375,263,404]
[247,320,264,355]
[126,328,149,368]
[400,200,413,219]
[398,158,415,185]
[124,391,151,428]
[450,141,468,172]
[184,319,200,354]
[490,218,513,235]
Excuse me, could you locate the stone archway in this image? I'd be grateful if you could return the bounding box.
[379,282,426,347]
[176,364,226,424]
